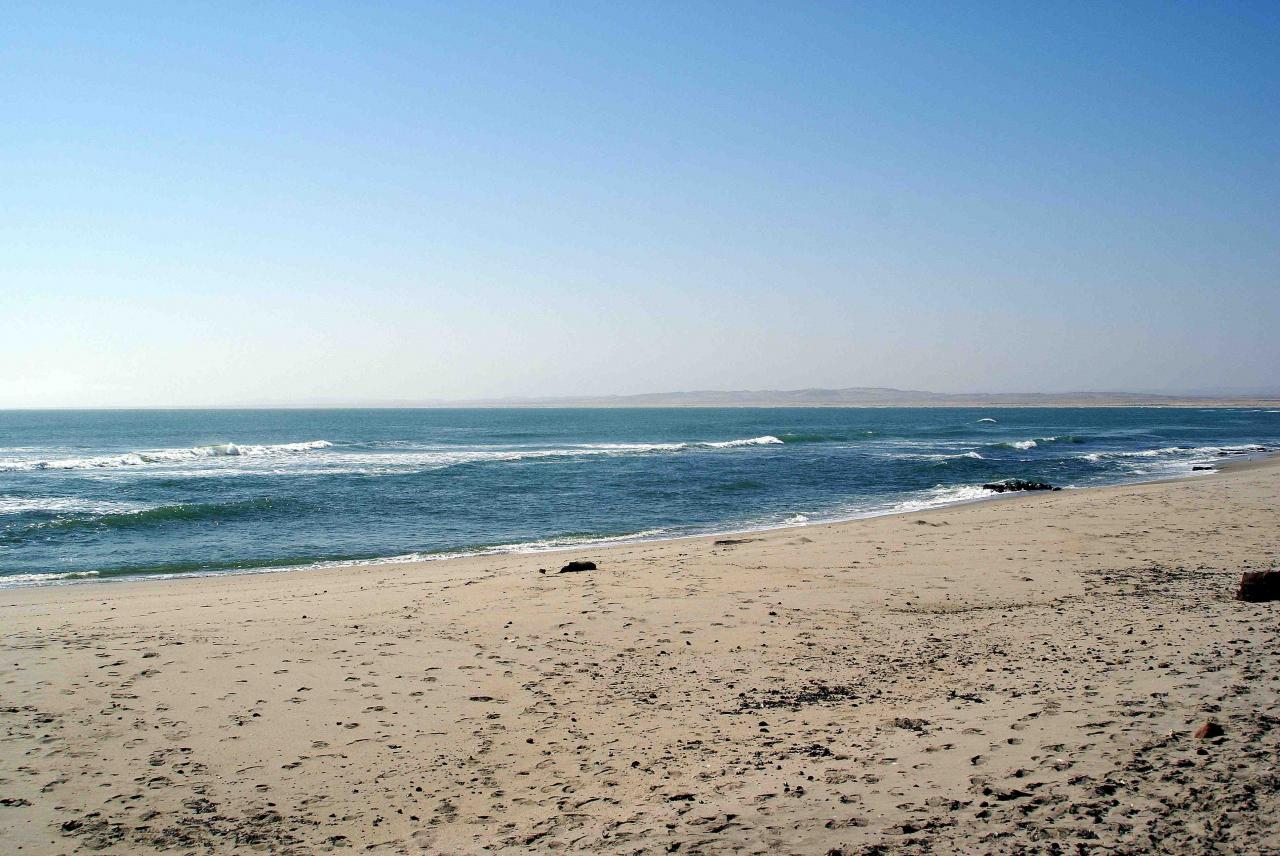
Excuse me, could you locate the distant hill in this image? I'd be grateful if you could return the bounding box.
[406,387,1280,409]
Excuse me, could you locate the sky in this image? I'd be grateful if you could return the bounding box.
[3,1,1278,406]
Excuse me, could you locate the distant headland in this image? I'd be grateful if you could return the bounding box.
[261,387,1280,409]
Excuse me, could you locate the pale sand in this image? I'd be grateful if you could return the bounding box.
[2,460,1279,854]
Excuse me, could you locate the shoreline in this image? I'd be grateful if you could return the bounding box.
[2,450,1270,592]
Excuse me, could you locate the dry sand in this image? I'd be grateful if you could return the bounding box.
[2,459,1279,854]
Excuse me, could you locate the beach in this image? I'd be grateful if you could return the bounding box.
[2,457,1278,854]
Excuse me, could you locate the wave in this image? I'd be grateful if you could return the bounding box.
[1,441,333,472]
[0,527,675,588]
[1080,444,1269,464]
[576,435,780,453]
[0,436,794,476]
[0,476,1020,588]
[709,479,766,492]
[976,418,997,423]
[774,433,842,444]
[902,450,986,466]
[1,498,285,544]
[990,436,1087,451]
[0,496,150,516]
[702,435,783,449]
[889,483,997,514]
[477,528,670,554]
[0,570,102,587]
[339,436,783,470]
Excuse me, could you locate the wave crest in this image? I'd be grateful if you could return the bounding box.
[702,435,783,449]
[1081,444,1269,463]
[0,570,102,587]
[1,441,333,472]
[0,498,285,544]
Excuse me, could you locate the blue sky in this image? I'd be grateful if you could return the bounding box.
[3,2,1277,405]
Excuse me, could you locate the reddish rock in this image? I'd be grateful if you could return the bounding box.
[1236,570,1280,602]
[1193,720,1224,739]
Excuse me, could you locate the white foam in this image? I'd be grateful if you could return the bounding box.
[1008,439,1037,450]
[784,513,809,524]
[186,436,783,476]
[910,450,985,462]
[579,442,688,452]
[483,528,670,553]
[0,570,101,588]
[0,496,150,516]
[890,484,995,514]
[1,440,334,472]
[701,435,784,449]
[0,436,791,475]
[1082,444,1267,464]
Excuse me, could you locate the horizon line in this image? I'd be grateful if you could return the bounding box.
[4,385,1280,411]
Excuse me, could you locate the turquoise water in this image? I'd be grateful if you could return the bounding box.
[1,407,1276,586]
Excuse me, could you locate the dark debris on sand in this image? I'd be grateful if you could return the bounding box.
[736,682,861,712]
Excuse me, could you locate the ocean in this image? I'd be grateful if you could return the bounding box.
[1,407,1276,587]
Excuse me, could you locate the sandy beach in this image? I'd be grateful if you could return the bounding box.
[2,458,1278,854]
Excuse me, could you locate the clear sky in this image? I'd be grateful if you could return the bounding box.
[3,2,1278,406]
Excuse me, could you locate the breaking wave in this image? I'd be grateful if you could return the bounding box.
[0,496,150,516]
[0,436,795,475]
[0,570,102,587]
[889,484,996,514]
[990,436,1087,452]
[774,433,842,444]
[1080,444,1268,463]
[0,441,333,472]
[702,435,783,449]
[1,498,287,544]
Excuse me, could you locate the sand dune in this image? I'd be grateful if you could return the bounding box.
[2,459,1278,853]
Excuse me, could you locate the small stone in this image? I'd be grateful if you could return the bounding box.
[1193,720,1224,739]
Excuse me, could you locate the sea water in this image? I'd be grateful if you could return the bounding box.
[2,407,1277,586]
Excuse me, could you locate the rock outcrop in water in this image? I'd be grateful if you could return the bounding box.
[982,479,1060,493]
[1237,570,1280,602]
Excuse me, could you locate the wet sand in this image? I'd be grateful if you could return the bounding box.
[2,459,1279,853]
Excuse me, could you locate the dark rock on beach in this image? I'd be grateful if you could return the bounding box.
[559,560,597,574]
[1236,570,1280,602]
[1193,720,1224,739]
[982,479,1060,493]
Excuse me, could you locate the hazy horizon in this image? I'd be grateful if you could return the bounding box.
[5,383,1280,411]
[5,3,1278,408]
